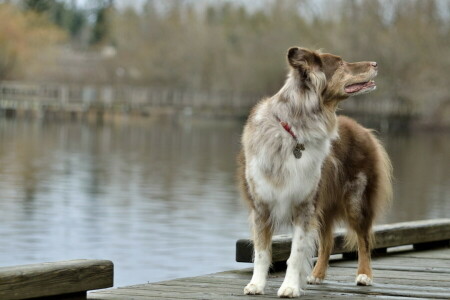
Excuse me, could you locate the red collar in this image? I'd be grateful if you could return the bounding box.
[275,116,297,140]
[275,116,305,159]
[280,121,297,140]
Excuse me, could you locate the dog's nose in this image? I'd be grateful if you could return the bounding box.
[371,62,378,68]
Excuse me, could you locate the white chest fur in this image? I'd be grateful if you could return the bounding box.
[246,137,331,224]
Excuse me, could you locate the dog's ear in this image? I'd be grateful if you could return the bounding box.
[287,47,312,80]
[287,47,310,68]
[288,47,323,82]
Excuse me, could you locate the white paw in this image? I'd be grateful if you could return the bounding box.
[356,274,373,286]
[277,285,303,298]
[307,275,323,285]
[244,283,264,295]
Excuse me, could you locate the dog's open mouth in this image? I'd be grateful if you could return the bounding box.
[344,80,376,94]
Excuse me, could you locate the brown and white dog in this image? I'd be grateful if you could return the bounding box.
[237,47,392,298]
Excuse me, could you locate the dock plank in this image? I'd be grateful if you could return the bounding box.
[334,256,450,274]
[0,259,113,300]
[210,267,450,284]
[172,269,449,288]
[236,219,450,263]
[395,249,450,260]
[89,246,450,300]
[155,274,450,298]
[151,274,449,292]
[90,287,419,300]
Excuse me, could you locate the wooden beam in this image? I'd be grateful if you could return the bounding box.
[236,219,450,263]
[30,291,87,300]
[0,259,113,300]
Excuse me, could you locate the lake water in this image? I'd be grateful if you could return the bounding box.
[0,117,448,287]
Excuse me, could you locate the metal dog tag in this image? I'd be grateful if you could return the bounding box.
[293,143,305,159]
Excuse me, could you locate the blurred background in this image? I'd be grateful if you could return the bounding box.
[0,0,449,288]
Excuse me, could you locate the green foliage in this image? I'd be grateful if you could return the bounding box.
[23,0,87,38]
[109,0,449,108]
[23,0,52,13]
[90,3,113,45]
[4,0,449,113]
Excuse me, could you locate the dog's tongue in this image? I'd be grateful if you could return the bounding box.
[345,81,374,93]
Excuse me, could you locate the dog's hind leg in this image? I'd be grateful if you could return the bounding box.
[345,172,374,286]
[355,231,373,286]
[244,208,273,295]
[307,214,334,285]
[278,202,317,298]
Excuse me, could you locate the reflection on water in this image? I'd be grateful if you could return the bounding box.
[384,132,450,222]
[0,118,448,287]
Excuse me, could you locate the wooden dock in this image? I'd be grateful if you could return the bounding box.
[88,219,450,300]
[1,219,448,299]
[0,260,113,300]
[88,246,450,299]
[0,81,415,124]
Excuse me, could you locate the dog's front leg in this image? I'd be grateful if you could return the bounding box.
[278,204,317,298]
[244,209,273,295]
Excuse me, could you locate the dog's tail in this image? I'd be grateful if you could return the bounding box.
[344,230,375,252]
[372,134,393,220]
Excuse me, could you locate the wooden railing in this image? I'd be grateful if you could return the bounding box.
[0,259,113,300]
[0,81,257,112]
[0,81,415,118]
[236,219,450,263]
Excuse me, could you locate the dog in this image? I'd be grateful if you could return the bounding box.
[237,47,392,298]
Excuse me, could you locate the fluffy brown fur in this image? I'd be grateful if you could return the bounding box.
[237,47,392,297]
[312,116,393,282]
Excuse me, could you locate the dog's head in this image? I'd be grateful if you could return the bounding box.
[287,47,378,102]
